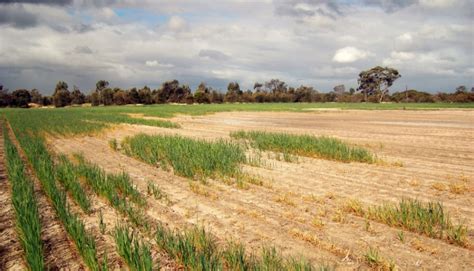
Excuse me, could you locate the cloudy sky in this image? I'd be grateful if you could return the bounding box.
[0,0,472,94]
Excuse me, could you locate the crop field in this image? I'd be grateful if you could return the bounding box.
[0,103,473,270]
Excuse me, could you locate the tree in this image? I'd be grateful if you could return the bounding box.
[294,85,317,102]
[0,85,12,107]
[241,90,255,103]
[194,82,211,103]
[138,86,153,104]
[90,91,100,106]
[70,86,85,105]
[253,82,263,92]
[210,90,224,103]
[455,85,467,94]
[158,80,190,103]
[101,88,115,105]
[128,88,140,104]
[176,85,192,103]
[30,89,43,104]
[391,89,434,103]
[113,90,129,105]
[264,79,287,94]
[11,89,31,108]
[159,80,191,103]
[42,96,52,106]
[53,81,71,107]
[225,81,242,103]
[96,80,109,92]
[357,66,401,102]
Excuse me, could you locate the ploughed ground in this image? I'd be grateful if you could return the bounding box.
[49,110,474,270]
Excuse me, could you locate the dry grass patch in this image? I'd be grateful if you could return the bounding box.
[410,238,438,254]
[274,193,297,207]
[449,182,469,195]
[188,182,217,199]
[364,247,396,271]
[431,182,447,192]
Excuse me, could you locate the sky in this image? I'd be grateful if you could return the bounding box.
[0,0,472,95]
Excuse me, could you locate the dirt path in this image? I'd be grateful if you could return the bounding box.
[0,123,27,270]
[6,123,86,270]
[49,110,474,270]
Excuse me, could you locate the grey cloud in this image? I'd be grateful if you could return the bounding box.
[74,23,95,33]
[73,46,93,54]
[0,5,38,28]
[274,0,342,18]
[50,24,70,33]
[0,0,72,5]
[363,0,417,12]
[199,49,230,61]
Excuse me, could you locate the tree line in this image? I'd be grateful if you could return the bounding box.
[1,66,473,108]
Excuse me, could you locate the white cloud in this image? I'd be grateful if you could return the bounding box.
[419,0,457,8]
[167,15,188,32]
[332,47,372,63]
[145,60,158,67]
[396,33,413,43]
[145,60,174,68]
[391,51,416,61]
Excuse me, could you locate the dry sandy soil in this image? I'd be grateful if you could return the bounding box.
[49,110,474,270]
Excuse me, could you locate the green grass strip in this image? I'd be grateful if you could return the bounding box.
[231,130,375,163]
[3,125,45,271]
[121,134,246,179]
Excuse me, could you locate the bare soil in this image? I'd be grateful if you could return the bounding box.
[49,110,474,270]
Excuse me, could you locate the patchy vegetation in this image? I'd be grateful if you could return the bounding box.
[155,224,318,270]
[114,225,154,271]
[73,154,148,227]
[345,199,468,246]
[231,130,375,163]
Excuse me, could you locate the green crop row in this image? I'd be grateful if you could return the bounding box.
[5,119,103,270]
[55,155,92,213]
[3,124,44,270]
